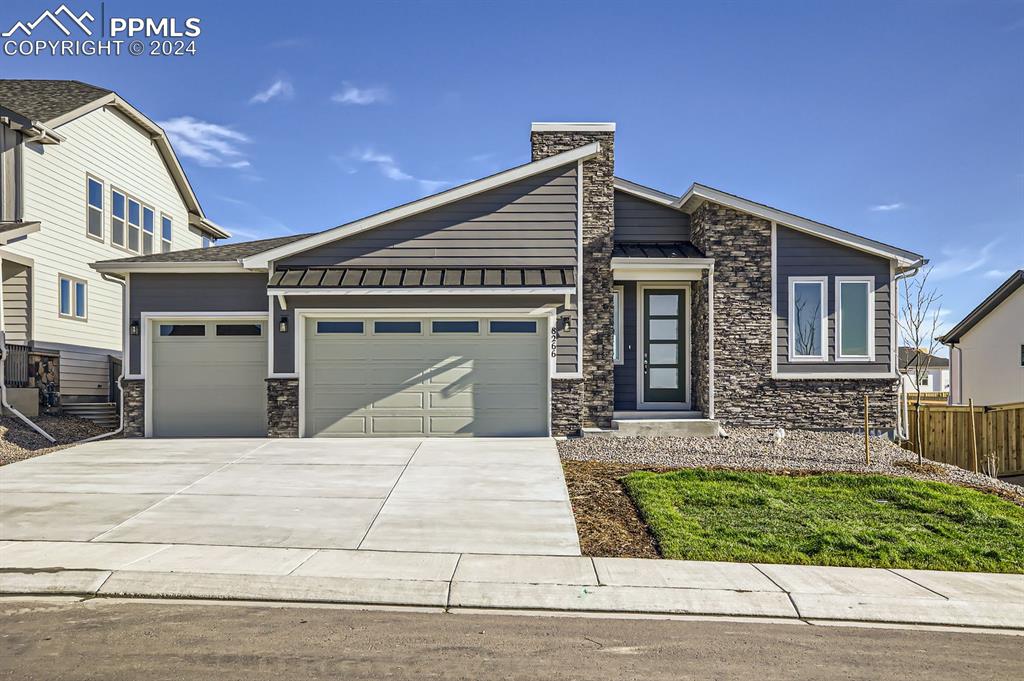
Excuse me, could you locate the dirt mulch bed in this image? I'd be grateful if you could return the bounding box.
[0,415,109,466]
[562,460,660,559]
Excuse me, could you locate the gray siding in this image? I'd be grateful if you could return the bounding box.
[272,294,572,375]
[2,259,30,343]
[128,273,268,375]
[613,281,638,409]
[280,164,578,269]
[614,191,690,243]
[775,226,893,374]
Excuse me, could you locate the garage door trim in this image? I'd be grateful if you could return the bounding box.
[295,308,556,438]
[141,311,269,437]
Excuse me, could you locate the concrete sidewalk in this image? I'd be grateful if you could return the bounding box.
[2,541,1022,631]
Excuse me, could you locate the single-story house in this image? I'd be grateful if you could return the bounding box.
[898,347,950,394]
[938,270,1024,406]
[92,122,926,438]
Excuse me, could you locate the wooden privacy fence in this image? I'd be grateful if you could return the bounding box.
[904,402,1024,476]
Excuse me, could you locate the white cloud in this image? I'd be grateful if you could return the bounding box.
[349,147,447,193]
[983,268,1011,279]
[331,82,389,105]
[869,202,904,212]
[159,116,250,169]
[249,78,294,104]
[928,239,1000,281]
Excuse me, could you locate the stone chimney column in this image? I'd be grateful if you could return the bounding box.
[530,123,615,430]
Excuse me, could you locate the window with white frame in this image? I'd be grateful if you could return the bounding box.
[836,277,874,360]
[142,206,155,254]
[127,198,141,252]
[202,235,213,249]
[86,176,103,240]
[58,275,87,320]
[612,286,624,365]
[111,189,126,247]
[160,215,172,253]
[788,277,826,361]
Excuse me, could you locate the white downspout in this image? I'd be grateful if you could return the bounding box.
[80,273,127,443]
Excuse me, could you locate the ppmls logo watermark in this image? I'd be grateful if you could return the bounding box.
[3,3,202,57]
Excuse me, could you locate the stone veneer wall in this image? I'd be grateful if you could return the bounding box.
[266,378,299,437]
[122,379,145,437]
[550,377,584,436]
[690,202,899,430]
[532,130,615,429]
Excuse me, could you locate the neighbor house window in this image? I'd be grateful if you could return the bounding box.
[788,277,826,361]
[202,235,213,248]
[836,277,874,360]
[127,198,141,252]
[142,206,155,254]
[612,286,624,365]
[86,176,103,240]
[161,215,172,253]
[58,275,87,320]
[111,190,126,247]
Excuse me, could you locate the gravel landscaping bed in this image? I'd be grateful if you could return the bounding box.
[0,415,109,466]
[558,428,1024,505]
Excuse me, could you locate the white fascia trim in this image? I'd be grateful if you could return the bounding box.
[678,184,922,266]
[268,287,574,296]
[531,122,615,132]
[612,260,714,283]
[0,221,42,244]
[241,143,602,269]
[773,372,899,380]
[613,178,679,207]
[92,261,249,274]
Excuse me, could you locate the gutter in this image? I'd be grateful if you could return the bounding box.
[0,332,55,443]
[80,273,127,443]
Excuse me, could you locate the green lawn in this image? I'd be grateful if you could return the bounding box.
[622,469,1024,573]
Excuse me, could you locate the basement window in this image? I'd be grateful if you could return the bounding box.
[159,324,205,337]
[490,320,537,334]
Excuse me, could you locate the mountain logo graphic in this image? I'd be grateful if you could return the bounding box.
[3,4,95,38]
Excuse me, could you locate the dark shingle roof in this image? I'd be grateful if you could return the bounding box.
[612,242,705,259]
[0,80,112,122]
[269,266,576,289]
[898,347,949,370]
[95,233,313,264]
[938,270,1024,344]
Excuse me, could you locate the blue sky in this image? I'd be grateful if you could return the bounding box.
[3,0,1022,336]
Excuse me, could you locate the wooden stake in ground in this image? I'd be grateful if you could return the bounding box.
[969,398,979,473]
[864,395,870,465]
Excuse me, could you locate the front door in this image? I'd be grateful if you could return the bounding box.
[641,288,687,407]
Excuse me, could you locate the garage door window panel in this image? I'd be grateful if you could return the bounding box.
[432,320,479,334]
[216,323,263,337]
[489,320,538,334]
[375,321,422,334]
[159,324,205,337]
[317,321,364,334]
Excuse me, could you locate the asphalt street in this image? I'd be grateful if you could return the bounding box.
[1,598,1020,680]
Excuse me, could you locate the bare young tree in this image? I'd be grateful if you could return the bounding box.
[897,266,944,463]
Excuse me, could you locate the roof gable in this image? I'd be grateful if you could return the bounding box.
[938,270,1024,344]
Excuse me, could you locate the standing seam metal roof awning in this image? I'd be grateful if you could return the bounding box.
[268,266,576,288]
[612,242,705,259]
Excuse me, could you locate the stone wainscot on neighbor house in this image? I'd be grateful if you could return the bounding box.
[91,123,927,438]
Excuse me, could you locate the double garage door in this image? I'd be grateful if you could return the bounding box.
[303,317,549,437]
[148,316,549,438]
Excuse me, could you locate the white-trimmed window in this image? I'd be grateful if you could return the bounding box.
[142,206,155,254]
[836,276,874,360]
[788,276,827,361]
[111,189,126,247]
[160,214,173,253]
[612,286,624,365]
[58,275,87,320]
[86,176,103,241]
[202,235,213,249]
[127,198,141,252]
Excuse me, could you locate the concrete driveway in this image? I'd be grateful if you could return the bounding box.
[0,438,580,556]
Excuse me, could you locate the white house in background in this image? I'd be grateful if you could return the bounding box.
[938,270,1024,406]
[0,79,228,408]
[898,346,950,394]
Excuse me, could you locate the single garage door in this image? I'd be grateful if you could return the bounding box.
[151,320,267,437]
[304,317,549,437]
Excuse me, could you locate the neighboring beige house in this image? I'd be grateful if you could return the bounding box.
[938,270,1024,406]
[898,346,950,394]
[1,80,228,411]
